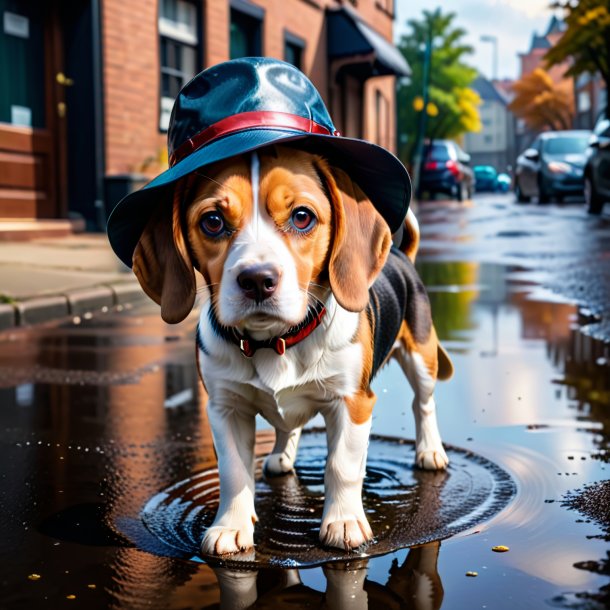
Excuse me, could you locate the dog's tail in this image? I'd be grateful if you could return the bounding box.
[437,343,454,380]
[397,209,420,264]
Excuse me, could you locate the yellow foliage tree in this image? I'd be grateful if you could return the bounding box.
[508,68,574,132]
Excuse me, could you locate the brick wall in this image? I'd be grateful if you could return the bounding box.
[102,0,165,176]
[102,0,398,179]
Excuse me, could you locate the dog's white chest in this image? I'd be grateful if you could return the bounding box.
[197,302,363,429]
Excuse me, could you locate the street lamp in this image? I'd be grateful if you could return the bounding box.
[412,28,433,199]
[480,34,498,81]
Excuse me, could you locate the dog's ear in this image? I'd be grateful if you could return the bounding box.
[132,181,196,324]
[315,160,392,312]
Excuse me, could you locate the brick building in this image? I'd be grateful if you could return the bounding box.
[514,15,574,153]
[0,0,408,232]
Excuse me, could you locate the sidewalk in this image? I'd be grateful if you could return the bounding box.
[0,233,146,330]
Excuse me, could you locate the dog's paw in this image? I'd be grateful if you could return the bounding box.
[320,518,373,551]
[201,524,254,556]
[415,446,449,470]
[263,452,295,476]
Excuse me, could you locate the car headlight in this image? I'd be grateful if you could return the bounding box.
[547,161,571,174]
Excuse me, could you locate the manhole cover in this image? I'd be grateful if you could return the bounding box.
[127,431,515,567]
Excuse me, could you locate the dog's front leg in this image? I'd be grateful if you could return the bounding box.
[263,427,302,476]
[201,393,257,556]
[320,397,373,550]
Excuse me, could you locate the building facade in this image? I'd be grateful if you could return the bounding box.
[574,73,607,130]
[514,15,573,153]
[0,0,408,230]
[463,75,515,173]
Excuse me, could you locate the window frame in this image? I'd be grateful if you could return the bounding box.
[230,0,264,59]
[284,29,305,70]
[158,0,202,133]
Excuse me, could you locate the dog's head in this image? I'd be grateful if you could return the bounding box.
[133,147,392,333]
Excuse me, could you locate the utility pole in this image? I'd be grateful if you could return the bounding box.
[480,34,498,81]
[412,26,433,199]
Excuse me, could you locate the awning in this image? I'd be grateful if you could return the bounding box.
[326,6,411,78]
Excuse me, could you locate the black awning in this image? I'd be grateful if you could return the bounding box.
[326,6,411,78]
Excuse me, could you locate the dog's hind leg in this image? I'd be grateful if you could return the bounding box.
[394,322,450,470]
[263,427,302,476]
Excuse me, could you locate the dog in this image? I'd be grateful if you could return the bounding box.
[131,145,453,556]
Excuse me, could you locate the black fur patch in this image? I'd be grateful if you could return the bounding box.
[367,247,432,380]
[195,323,209,355]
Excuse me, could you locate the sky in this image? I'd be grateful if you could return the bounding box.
[395,0,558,81]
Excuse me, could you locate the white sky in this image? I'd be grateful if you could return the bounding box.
[394,0,558,80]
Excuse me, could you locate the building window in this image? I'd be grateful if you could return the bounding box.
[159,0,200,131]
[375,90,390,150]
[230,1,263,59]
[284,31,305,70]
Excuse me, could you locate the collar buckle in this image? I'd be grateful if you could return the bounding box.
[239,338,254,358]
[274,337,286,355]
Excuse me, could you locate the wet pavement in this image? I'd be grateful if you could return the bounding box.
[1,193,609,609]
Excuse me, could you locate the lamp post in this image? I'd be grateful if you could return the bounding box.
[480,34,498,81]
[412,27,433,199]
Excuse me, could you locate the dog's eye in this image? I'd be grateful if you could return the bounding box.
[290,207,316,232]
[200,212,226,237]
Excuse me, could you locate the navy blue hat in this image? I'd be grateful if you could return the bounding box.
[107,57,411,267]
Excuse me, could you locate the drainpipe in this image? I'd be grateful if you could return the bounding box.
[91,0,106,230]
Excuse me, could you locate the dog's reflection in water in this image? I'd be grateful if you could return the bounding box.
[211,542,443,610]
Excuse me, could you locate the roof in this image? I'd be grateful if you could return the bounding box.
[530,33,551,51]
[545,15,566,36]
[471,75,507,105]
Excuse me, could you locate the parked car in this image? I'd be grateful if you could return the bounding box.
[514,131,591,203]
[584,114,610,214]
[496,173,511,193]
[420,140,475,201]
[473,165,498,191]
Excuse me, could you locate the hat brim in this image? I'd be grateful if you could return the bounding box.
[107,128,411,267]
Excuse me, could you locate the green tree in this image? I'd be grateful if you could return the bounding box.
[546,0,610,118]
[397,8,481,166]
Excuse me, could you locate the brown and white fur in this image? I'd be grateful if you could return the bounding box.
[132,146,453,556]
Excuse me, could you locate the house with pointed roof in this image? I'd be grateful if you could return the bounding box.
[464,75,515,173]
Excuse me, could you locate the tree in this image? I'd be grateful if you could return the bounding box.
[397,9,481,166]
[546,0,610,118]
[508,68,574,131]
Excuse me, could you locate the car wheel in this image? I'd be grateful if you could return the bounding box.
[538,177,551,203]
[457,182,467,202]
[515,181,529,203]
[585,176,604,214]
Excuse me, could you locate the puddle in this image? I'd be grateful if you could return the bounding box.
[0,256,609,607]
[126,432,514,567]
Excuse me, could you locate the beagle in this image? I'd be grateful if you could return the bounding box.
[132,146,453,556]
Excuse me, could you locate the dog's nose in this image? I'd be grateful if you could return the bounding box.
[237,264,280,302]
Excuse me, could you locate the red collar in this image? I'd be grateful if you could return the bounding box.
[208,303,326,357]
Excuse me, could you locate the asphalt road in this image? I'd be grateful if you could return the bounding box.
[0,192,609,609]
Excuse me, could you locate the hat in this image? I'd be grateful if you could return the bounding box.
[107,57,411,267]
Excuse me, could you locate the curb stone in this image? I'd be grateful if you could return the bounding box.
[0,281,147,330]
[0,303,16,331]
[16,296,69,326]
[66,286,115,316]
[107,282,147,305]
